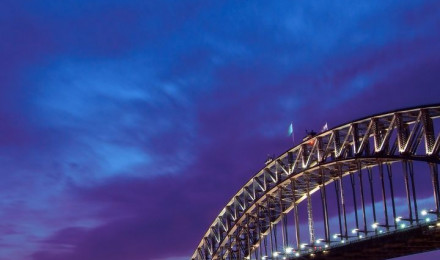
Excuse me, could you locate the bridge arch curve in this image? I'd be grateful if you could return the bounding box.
[193,105,440,260]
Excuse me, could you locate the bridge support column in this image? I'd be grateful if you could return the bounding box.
[408,161,419,223]
[320,170,330,243]
[367,167,377,234]
[281,214,288,250]
[339,166,348,238]
[430,163,440,214]
[258,204,269,258]
[265,198,275,254]
[263,230,268,257]
[290,180,301,250]
[379,162,390,231]
[334,177,343,240]
[306,179,315,244]
[278,189,288,250]
[402,160,414,224]
[245,215,251,259]
[350,171,360,232]
[273,217,278,253]
[358,162,368,236]
[253,243,259,260]
[226,236,232,260]
[256,205,263,258]
[234,227,240,260]
[387,162,398,229]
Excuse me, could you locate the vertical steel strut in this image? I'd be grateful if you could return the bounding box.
[282,214,288,250]
[227,235,232,260]
[320,170,330,243]
[279,189,288,250]
[306,179,315,244]
[339,166,348,238]
[367,167,377,234]
[379,162,389,230]
[402,160,414,224]
[235,228,240,260]
[291,180,301,249]
[358,162,368,235]
[386,163,398,229]
[266,198,274,254]
[263,235,268,258]
[256,205,263,258]
[350,171,360,231]
[246,216,251,258]
[334,177,344,240]
[408,161,419,223]
[254,242,259,260]
[263,215,268,258]
[273,221,278,253]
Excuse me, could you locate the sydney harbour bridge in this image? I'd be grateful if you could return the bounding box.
[192,104,440,260]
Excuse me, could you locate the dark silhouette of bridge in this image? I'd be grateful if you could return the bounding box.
[192,105,440,260]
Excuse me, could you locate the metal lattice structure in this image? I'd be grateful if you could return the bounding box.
[192,104,440,260]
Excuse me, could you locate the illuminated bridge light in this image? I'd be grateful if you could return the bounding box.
[421,210,428,216]
[285,247,293,254]
[316,238,325,244]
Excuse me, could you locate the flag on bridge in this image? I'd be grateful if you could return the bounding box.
[288,122,294,144]
[321,122,328,133]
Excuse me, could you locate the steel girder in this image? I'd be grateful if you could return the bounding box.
[192,105,440,260]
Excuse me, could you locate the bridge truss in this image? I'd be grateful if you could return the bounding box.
[192,104,440,260]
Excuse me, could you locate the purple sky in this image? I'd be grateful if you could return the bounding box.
[1,1,440,259]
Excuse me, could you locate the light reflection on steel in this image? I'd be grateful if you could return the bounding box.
[192,104,440,260]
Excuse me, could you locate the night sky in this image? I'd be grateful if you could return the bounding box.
[2,1,440,260]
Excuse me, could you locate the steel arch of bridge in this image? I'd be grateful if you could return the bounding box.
[193,104,440,260]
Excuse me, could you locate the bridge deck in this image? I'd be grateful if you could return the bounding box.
[297,223,440,260]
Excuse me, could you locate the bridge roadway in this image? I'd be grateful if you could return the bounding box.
[296,222,440,260]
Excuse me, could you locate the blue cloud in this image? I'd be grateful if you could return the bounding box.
[26,58,199,181]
